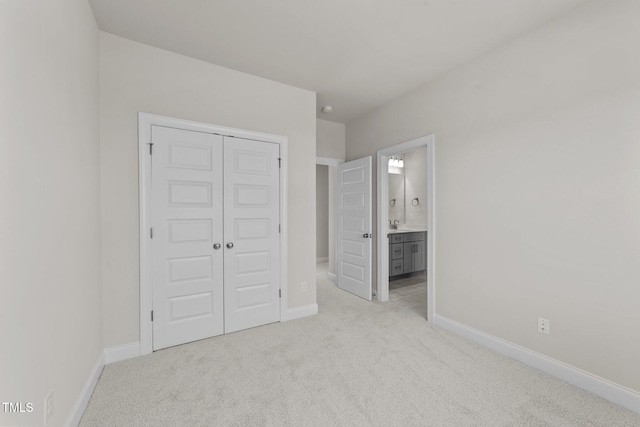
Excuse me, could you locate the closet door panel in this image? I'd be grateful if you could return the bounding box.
[151,126,224,351]
[223,137,281,333]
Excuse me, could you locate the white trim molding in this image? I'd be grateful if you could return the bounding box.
[316,257,329,264]
[66,343,144,425]
[327,272,336,283]
[104,342,141,365]
[65,353,104,427]
[315,156,344,166]
[434,314,640,415]
[283,303,318,321]
[138,112,288,356]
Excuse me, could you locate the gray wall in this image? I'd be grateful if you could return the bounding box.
[100,32,317,349]
[403,147,428,228]
[0,1,103,425]
[346,0,640,393]
[317,119,346,159]
[316,119,345,275]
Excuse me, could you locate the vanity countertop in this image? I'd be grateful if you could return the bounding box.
[387,228,427,235]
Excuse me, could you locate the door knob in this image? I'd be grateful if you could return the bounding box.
[213,243,221,250]
[363,233,369,238]
[226,242,234,249]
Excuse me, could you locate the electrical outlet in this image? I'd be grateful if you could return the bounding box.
[301,281,308,292]
[538,317,550,335]
[44,390,53,426]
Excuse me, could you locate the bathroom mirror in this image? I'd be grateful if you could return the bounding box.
[389,174,405,226]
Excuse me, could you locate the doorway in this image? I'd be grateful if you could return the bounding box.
[387,147,428,317]
[315,156,343,283]
[316,164,330,268]
[376,135,435,322]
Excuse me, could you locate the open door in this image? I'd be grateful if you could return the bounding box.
[337,156,372,300]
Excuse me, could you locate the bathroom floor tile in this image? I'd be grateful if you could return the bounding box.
[403,304,427,317]
[388,270,427,318]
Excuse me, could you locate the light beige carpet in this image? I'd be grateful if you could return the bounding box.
[80,267,639,426]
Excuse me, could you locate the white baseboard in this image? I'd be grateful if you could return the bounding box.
[283,303,318,321]
[434,314,640,415]
[327,272,336,282]
[65,353,104,427]
[65,342,141,425]
[316,257,328,264]
[104,342,141,364]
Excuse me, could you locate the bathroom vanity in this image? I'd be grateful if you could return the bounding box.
[388,230,427,278]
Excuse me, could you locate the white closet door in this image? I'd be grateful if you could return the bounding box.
[337,156,372,300]
[223,137,281,333]
[151,126,224,350]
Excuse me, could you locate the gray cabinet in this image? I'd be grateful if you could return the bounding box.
[390,243,403,260]
[390,234,403,244]
[403,241,425,273]
[388,231,426,277]
[390,259,404,276]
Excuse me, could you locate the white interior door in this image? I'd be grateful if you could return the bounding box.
[151,126,224,351]
[337,156,372,300]
[223,137,281,333]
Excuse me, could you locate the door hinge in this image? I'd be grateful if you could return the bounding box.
[279,289,282,298]
[279,224,281,234]
[149,143,154,155]
[151,310,154,321]
[278,158,281,168]
[150,228,153,238]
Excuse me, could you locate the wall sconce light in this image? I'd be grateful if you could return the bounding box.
[388,156,404,168]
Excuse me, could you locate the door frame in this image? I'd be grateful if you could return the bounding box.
[376,135,435,322]
[138,112,288,355]
[315,156,343,283]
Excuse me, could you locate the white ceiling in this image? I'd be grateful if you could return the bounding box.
[89,0,587,123]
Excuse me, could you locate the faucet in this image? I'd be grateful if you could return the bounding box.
[389,219,399,230]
